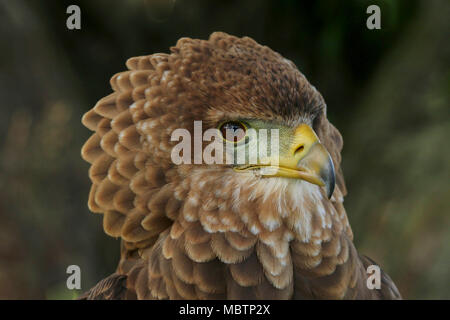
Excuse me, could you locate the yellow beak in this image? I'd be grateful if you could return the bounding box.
[234,124,336,198]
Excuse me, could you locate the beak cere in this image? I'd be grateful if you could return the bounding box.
[234,124,336,199]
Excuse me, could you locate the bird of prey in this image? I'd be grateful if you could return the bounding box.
[80,32,401,300]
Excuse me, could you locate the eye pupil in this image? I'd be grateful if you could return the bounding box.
[220,121,246,143]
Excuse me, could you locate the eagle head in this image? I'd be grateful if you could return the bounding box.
[80,32,361,300]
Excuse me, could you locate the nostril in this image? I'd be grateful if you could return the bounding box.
[295,145,304,154]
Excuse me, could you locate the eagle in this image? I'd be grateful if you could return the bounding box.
[79,32,401,300]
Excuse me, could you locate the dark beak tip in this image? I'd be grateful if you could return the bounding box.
[324,156,336,199]
[326,177,335,199]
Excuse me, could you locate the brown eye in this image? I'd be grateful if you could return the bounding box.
[219,121,247,143]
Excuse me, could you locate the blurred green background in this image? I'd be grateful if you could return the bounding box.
[0,0,448,299]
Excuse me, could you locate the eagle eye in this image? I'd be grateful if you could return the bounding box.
[219,121,247,143]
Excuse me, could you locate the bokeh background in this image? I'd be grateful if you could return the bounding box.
[0,0,448,299]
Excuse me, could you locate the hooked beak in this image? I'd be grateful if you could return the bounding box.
[234,124,336,198]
